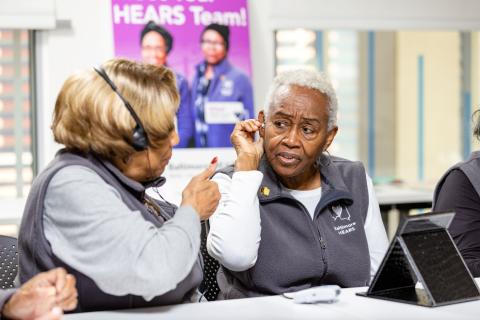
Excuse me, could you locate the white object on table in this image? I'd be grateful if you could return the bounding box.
[283,285,341,304]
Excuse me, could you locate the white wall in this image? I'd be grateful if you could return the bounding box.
[0,0,55,29]
[36,0,114,169]
[395,32,462,183]
[268,0,480,30]
[247,0,275,113]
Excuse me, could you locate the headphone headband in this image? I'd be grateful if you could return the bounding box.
[93,67,149,151]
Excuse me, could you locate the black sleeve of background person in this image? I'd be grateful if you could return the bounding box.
[434,169,480,277]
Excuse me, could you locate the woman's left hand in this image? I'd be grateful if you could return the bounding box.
[230,119,264,171]
[2,268,78,320]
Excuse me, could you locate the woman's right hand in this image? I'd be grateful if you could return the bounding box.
[181,159,220,220]
[230,119,264,171]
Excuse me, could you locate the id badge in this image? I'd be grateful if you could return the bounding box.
[204,101,245,124]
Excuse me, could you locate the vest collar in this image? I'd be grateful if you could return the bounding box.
[88,152,167,200]
[257,156,353,212]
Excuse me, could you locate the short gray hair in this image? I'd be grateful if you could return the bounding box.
[264,69,338,130]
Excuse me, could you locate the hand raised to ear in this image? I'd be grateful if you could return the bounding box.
[230,119,264,171]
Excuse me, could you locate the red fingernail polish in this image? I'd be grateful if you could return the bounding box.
[211,156,218,164]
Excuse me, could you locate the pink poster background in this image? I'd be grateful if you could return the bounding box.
[111,0,252,82]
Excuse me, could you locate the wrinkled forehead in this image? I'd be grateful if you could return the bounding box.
[266,85,329,120]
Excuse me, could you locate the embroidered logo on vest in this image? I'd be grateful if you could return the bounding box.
[330,205,357,235]
[330,205,351,221]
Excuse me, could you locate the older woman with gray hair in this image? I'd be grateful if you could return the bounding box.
[206,69,388,299]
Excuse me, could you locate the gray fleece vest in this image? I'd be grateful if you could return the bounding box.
[18,150,203,312]
[434,151,480,206]
[216,156,371,299]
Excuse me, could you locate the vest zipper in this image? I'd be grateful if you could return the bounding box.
[316,227,329,280]
[293,200,329,280]
[320,237,327,249]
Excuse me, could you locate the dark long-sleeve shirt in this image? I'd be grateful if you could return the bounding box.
[434,169,480,277]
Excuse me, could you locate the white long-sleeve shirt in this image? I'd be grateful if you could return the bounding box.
[207,170,389,279]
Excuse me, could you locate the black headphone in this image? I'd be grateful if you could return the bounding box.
[94,67,149,151]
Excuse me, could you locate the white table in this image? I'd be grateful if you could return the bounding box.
[65,280,480,320]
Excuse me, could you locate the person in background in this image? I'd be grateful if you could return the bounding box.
[18,59,220,312]
[433,109,480,277]
[141,20,194,147]
[0,267,77,320]
[191,23,254,148]
[206,69,389,298]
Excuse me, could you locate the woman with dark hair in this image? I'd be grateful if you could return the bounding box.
[433,109,480,277]
[140,21,194,147]
[191,23,254,148]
